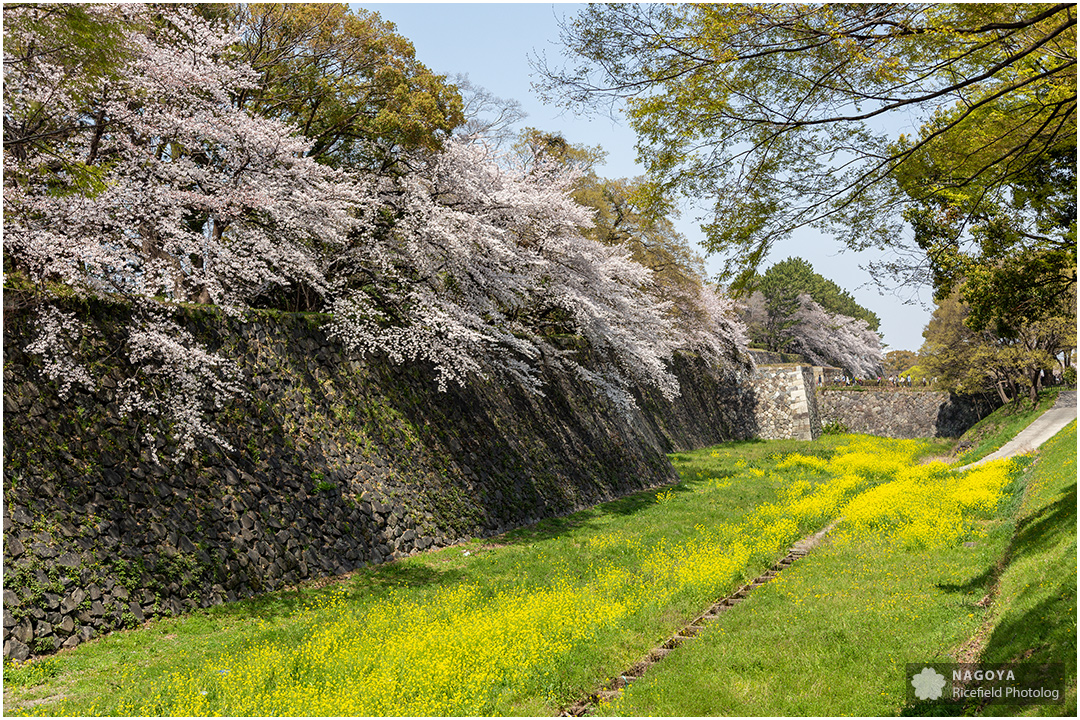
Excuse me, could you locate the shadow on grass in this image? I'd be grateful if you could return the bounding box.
[500,446,781,548]
[900,479,1077,717]
[198,561,467,625]
[500,484,668,547]
[1006,482,1076,560]
[977,482,1076,669]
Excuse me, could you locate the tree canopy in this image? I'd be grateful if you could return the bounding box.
[920,287,1075,405]
[535,3,1077,295]
[224,3,464,170]
[740,258,883,376]
[512,128,747,370]
[754,257,880,331]
[885,350,919,376]
[3,4,750,456]
[892,107,1076,335]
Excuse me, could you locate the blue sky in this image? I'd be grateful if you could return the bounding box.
[359,2,934,352]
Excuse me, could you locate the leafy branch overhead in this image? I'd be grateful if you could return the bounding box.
[534,3,1076,297]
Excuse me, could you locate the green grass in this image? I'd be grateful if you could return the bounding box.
[975,421,1077,716]
[601,425,1076,717]
[2,658,61,689]
[954,389,1062,466]
[3,428,1068,716]
[3,436,862,716]
[601,477,1025,715]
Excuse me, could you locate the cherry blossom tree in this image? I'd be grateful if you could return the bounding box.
[4,5,362,308]
[326,139,692,410]
[4,4,363,452]
[5,4,750,457]
[787,295,884,378]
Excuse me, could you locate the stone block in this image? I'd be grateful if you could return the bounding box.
[4,638,30,661]
[12,620,33,644]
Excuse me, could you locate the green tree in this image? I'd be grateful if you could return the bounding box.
[744,257,880,353]
[893,120,1076,335]
[226,3,464,170]
[756,258,880,330]
[536,3,1076,290]
[885,350,919,376]
[920,288,1075,405]
[3,4,136,183]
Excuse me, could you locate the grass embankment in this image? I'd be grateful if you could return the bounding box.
[970,421,1076,717]
[6,435,940,716]
[953,389,1062,466]
[6,421,1072,717]
[603,424,1076,717]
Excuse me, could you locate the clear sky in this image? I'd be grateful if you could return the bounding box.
[360,2,935,352]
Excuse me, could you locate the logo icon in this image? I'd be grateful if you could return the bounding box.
[911,666,947,700]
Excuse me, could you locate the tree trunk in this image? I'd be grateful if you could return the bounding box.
[994,379,1013,406]
[1028,367,1043,407]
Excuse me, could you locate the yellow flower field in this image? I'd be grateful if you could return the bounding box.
[76,435,1014,716]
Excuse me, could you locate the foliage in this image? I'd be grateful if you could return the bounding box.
[3,3,363,307]
[535,3,1076,293]
[3,4,749,454]
[2,4,134,172]
[509,128,749,371]
[3,657,62,688]
[890,58,1076,334]
[225,3,464,170]
[753,258,880,331]
[512,128,709,302]
[740,258,883,376]
[785,295,884,378]
[325,139,713,409]
[885,350,919,375]
[820,420,850,436]
[920,289,1075,405]
[4,3,358,450]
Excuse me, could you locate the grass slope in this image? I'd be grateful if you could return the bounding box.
[971,421,1077,717]
[4,422,1072,717]
[953,390,1062,466]
[605,425,1076,717]
[4,436,874,716]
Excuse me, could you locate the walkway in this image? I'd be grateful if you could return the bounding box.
[955,391,1077,472]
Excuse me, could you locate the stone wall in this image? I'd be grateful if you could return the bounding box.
[817,389,1001,438]
[750,365,821,441]
[2,301,755,660]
